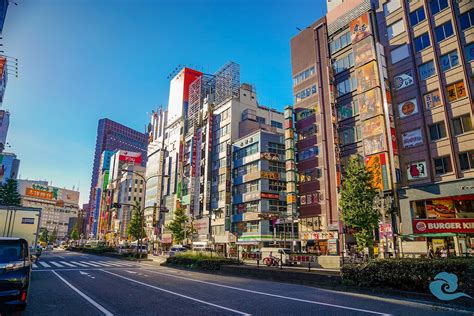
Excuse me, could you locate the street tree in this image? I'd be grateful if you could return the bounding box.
[127,201,146,241]
[38,228,49,243]
[340,156,379,256]
[0,178,22,206]
[166,205,190,244]
[70,228,79,240]
[50,227,58,244]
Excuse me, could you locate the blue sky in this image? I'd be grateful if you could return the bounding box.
[3,0,326,205]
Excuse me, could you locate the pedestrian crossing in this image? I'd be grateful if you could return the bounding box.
[32,260,139,270]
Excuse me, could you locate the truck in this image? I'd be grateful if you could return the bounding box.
[0,206,42,248]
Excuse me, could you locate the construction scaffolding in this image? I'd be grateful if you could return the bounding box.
[214,61,240,106]
[187,74,216,135]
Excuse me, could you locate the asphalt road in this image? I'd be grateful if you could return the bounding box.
[22,249,470,316]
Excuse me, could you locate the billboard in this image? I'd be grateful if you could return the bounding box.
[398,98,419,118]
[365,153,389,191]
[350,12,372,43]
[402,129,423,148]
[363,134,386,156]
[413,218,474,234]
[359,88,383,120]
[118,151,142,164]
[407,161,427,180]
[355,61,379,93]
[353,36,376,67]
[362,115,385,138]
[18,180,80,205]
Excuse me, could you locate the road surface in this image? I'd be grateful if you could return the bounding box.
[25,249,470,315]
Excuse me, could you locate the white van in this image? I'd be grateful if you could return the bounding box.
[260,247,292,265]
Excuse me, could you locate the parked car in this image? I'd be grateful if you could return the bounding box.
[0,238,32,312]
[169,245,187,257]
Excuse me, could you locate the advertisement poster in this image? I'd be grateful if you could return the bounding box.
[398,98,419,118]
[363,134,386,156]
[390,127,398,155]
[350,12,372,43]
[365,153,389,190]
[353,36,376,67]
[407,161,428,180]
[402,129,423,148]
[295,107,315,121]
[426,200,456,219]
[378,223,393,239]
[424,90,442,110]
[118,151,142,164]
[359,88,383,120]
[362,115,385,138]
[356,61,380,93]
[393,71,414,91]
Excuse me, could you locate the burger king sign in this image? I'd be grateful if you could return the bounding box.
[398,98,418,118]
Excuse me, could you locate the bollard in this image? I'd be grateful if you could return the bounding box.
[280,252,283,269]
[257,259,259,268]
[308,262,311,272]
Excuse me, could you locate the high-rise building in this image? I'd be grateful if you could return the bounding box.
[0,152,19,184]
[86,119,148,234]
[0,109,9,152]
[17,180,80,240]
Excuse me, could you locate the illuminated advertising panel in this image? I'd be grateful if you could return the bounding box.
[350,12,372,43]
[355,61,379,93]
[353,36,376,67]
[362,115,385,138]
[363,134,386,156]
[359,88,383,120]
[118,151,142,164]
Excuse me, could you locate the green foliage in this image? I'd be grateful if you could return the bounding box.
[340,156,379,252]
[0,178,22,206]
[50,227,58,244]
[341,258,474,296]
[166,254,240,270]
[166,206,190,244]
[38,228,49,243]
[127,201,146,241]
[70,228,79,240]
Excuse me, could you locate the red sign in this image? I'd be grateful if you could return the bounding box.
[261,192,279,199]
[119,151,142,164]
[413,219,474,234]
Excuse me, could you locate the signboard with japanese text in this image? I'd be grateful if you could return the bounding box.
[261,192,279,199]
[260,171,279,180]
[350,12,372,43]
[26,188,54,200]
[407,161,428,180]
[353,36,376,67]
[402,129,423,148]
[300,231,339,241]
[261,152,279,161]
[424,90,442,110]
[356,61,380,93]
[365,153,389,191]
[359,88,383,120]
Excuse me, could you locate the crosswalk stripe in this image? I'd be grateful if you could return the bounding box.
[91,261,113,267]
[38,262,51,268]
[80,261,100,267]
[50,262,64,267]
[59,261,76,267]
[70,261,88,267]
[32,263,38,268]
[105,261,126,266]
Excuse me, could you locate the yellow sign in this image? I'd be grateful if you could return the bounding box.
[25,188,54,200]
[287,195,297,204]
[260,171,279,180]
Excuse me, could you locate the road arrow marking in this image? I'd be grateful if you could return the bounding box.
[79,271,89,276]
[125,270,137,274]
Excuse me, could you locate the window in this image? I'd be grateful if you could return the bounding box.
[294,85,317,103]
[452,114,473,136]
[333,53,354,74]
[466,43,474,62]
[434,156,451,175]
[414,33,431,52]
[434,21,454,42]
[383,0,401,16]
[337,100,359,121]
[256,116,265,124]
[218,190,226,201]
[460,9,474,31]
[440,51,459,72]
[387,20,405,40]
[298,146,319,161]
[234,142,259,159]
[271,120,283,129]
[268,142,285,155]
[418,61,436,80]
[409,7,426,26]
[336,76,357,97]
[446,81,467,102]
[459,151,474,171]
[293,66,316,86]
[391,44,410,64]
[429,0,448,15]
[298,125,316,140]
[339,127,356,145]
[428,122,447,141]
[330,30,351,54]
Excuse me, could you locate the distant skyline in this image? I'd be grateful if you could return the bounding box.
[2,0,326,205]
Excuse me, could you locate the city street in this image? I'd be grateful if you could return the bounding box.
[24,250,469,316]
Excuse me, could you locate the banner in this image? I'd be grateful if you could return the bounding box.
[25,188,54,200]
[350,12,372,43]
[356,61,380,93]
[362,115,385,138]
[260,171,279,180]
[365,153,389,190]
[413,218,474,234]
[118,151,142,164]
[359,88,383,120]
[363,134,386,156]
[353,36,376,67]
[424,90,442,110]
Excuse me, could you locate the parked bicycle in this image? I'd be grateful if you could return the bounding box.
[263,256,280,267]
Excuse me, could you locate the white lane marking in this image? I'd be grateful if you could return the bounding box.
[101,270,250,316]
[51,271,113,316]
[90,261,111,267]
[80,271,90,275]
[32,263,38,268]
[125,270,137,274]
[71,261,88,267]
[80,261,100,267]
[32,267,144,272]
[50,262,64,268]
[38,261,51,268]
[105,261,129,267]
[145,269,390,316]
[59,261,76,267]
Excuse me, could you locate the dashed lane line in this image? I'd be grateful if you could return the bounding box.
[51,270,113,316]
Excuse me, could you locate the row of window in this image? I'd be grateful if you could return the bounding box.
[271,120,283,129]
[337,100,360,121]
[233,161,259,178]
[293,66,316,86]
[298,146,319,161]
[268,161,285,173]
[339,125,362,146]
[299,168,322,183]
[268,142,285,155]
[214,123,231,139]
[434,150,474,175]
[234,142,259,160]
[233,180,259,195]
[330,30,351,54]
[294,85,317,103]
[214,108,230,126]
[298,125,317,141]
[428,114,473,142]
[336,76,358,97]
[333,53,354,74]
